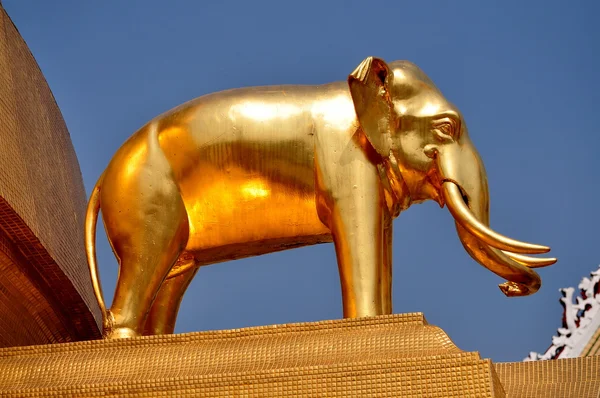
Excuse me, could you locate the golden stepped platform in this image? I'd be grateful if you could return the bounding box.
[496,357,600,397]
[0,313,505,397]
[1,313,597,397]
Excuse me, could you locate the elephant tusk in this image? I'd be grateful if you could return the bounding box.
[442,182,550,254]
[455,223,541,297]
[502,250,557,268]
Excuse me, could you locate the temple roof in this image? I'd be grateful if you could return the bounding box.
[526,265,600,360]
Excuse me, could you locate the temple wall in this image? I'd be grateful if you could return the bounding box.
[0,4,101,345]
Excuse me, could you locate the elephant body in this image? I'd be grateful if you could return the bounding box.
[90,81,395,337]
[103,84,351,263]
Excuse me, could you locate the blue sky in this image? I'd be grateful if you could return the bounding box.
[3,0,599,362]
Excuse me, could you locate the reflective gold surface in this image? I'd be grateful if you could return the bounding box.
[85,57,555,338]
[0,314,506,397]
[3,313,597,397]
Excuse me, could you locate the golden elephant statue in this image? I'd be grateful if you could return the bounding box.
[85,56,555,339]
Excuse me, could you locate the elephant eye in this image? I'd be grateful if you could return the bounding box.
[437,123,452,135]
[432,122,454,142]
[432,116,459,141]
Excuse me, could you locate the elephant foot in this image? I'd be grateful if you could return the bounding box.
[103,327,140,339]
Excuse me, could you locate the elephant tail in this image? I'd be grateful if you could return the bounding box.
[85,174,112,332]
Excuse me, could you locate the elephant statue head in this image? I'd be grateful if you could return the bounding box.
[348,57,555,297]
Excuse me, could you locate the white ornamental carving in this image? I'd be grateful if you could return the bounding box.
[526,266,600,361]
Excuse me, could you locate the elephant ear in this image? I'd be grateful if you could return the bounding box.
[348,56,395,157]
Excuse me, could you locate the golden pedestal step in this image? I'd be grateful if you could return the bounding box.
[0,313,597,397]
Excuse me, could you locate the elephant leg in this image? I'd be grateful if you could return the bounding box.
[381,214,393,314]
[143,264,199,335]
[102,167,189,339]
[329,172,386,318]
[106,198,189,338]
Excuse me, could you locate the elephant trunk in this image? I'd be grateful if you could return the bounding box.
[436,135,555,297]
